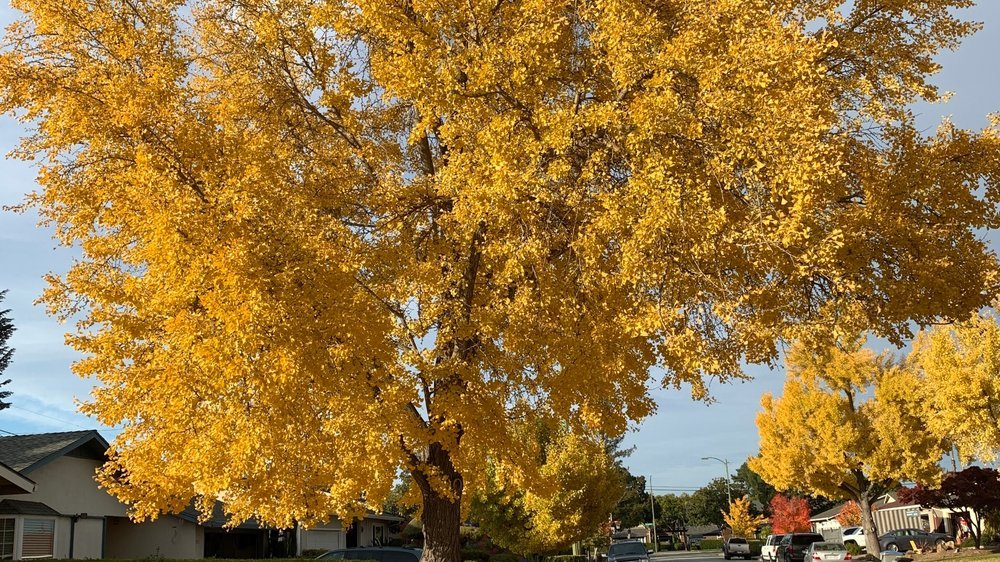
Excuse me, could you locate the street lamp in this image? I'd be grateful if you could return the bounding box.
[701,456,732,505]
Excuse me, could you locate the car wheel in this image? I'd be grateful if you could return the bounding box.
[725,554,731,560]
[887,543,899,552]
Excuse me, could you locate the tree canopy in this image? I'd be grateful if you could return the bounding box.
[1,1,997,561]
[769,494,811,534]
[470,428,623,555]
[723,496,766,538]
[751,340,948,552]
[909,312,1000,463]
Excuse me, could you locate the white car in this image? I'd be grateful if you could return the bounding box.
[841,527,867,549]
[805,542,851,562]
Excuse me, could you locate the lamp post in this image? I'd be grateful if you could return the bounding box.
[701,456,732,505]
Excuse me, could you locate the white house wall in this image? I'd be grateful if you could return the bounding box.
[72,517,104,559]
[19,456,127,518]
[104,515,203,559]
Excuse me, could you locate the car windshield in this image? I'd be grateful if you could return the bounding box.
[814,544,846,551]
[844,528,859,535]
[729,539,747,544]
[610,543,647,556]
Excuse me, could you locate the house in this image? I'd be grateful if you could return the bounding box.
[809,503,846,540]
[0,430,206,560]
[295,512,405,554]
[0,430,404,559]
[611,525,650,543]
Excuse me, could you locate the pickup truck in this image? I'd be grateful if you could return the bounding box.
[840,527,866,550]
[724,537,752,560]
[763,534,787,562]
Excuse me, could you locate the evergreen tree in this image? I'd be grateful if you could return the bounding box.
[0,291,14,410]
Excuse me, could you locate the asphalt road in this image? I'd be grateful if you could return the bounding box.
[649,551,759,562]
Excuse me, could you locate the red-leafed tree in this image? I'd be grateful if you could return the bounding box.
[836,501,863,527]
[897,467,1000,548]
[769,494,812,534]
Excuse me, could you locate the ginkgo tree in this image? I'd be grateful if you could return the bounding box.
[470,428,623,555]
[1,1,999,562]
[723,496,767,538]
[909,312,1000,463]
[751,341,948,554]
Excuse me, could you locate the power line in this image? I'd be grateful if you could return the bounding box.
[9,404,90,430]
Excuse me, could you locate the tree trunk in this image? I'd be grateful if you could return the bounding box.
[415,443,464,562]
[859,495,880,556]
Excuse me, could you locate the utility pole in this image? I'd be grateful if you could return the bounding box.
[649,476,658,552]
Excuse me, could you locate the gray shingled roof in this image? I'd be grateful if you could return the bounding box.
[0,430,109,473]
[0,499,61,516]
[810,503,846,522]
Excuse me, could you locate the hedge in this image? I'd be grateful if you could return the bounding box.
[701,539,723,550]
[461,549,492,562]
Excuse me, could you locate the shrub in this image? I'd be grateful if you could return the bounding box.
[845,543,863,557]
[489,553,521,562]
[461,548,492,562]
[700,539,724,550]
[302,550,328,558]
[749,540,763,556]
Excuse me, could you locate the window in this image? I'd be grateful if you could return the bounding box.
[20,519,54,559]
[0,519,13,560]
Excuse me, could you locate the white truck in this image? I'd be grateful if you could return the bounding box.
[841,527,867,550]
[724,537,752,560]
[762,534,787,562]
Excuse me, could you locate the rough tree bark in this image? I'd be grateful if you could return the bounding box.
[413,443,464,562]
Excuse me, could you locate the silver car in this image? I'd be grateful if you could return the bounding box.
[804,542,851,562]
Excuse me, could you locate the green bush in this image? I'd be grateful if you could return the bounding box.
[749,540,763,556]
[461,549,492,562]
[845,543,864,557]
[700,539,723,550]
[301,551,329,558]
[489,553,521,562]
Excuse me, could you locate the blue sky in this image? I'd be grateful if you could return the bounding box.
[0,2,998,491]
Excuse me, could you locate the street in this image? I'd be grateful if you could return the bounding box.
[650,552,758,562]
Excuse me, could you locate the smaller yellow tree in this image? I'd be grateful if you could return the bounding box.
[909,312,1000,463]
[723,496,767,538]
[751,339,947,553]
[470,429,624,555]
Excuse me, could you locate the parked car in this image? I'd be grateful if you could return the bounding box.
[724,536,752,560]
[607,540,652,562]
[317,547,422,562]
[763,534,788,562]
[878,529,952,552]
[777,533,826,562]
[840,527,866,550]
[805,542,851,562]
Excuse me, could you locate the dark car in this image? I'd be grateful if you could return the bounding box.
[317,547,422,562]
[777,533,825,562]
[878,528,952,552]
[607,541,651,562]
